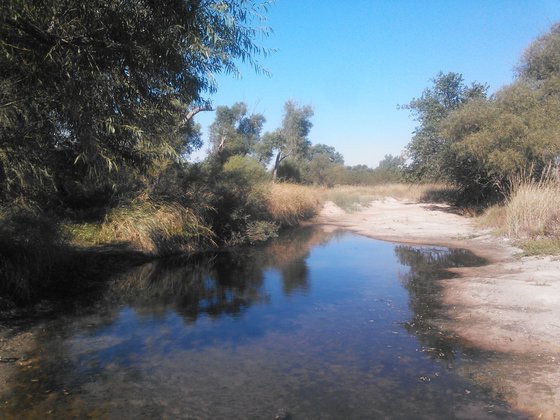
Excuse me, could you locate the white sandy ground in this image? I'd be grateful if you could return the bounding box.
[314,198,560,420]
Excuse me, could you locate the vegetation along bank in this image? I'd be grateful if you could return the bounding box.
[2,1,560,324]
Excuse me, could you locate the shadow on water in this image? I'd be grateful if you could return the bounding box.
[0,228,527,419]
[395,246,488,360]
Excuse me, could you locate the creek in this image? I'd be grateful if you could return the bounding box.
[0,228,526,419]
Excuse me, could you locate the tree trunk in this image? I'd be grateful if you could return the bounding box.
[272,152,282,181]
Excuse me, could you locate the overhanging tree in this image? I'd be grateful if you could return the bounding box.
[0,0,270,209]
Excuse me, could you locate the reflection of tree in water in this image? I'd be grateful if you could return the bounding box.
[1,227,334,416]
[395,245,486,361]
[107,226,332,321]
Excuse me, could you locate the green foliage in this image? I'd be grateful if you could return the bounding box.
[516,238,560,256]
[439,23,560,202]
[202,155,275,245]
[208,102,266,161]
[222,155,269,186]
[517,23,560,83]
[402,72,488,181]
[261,101,314,180]
[0,1,275,304]
[330,155,405,187]
[276,160,302,183]
[0,0,270,210]
[300,144,345,186]
[245,220,279,243]
[403,24,560,204]
[335,165,375,185]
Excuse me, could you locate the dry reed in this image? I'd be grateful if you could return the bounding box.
[505,180,560,238]
[266,183,323,226]
[68,201,215,254]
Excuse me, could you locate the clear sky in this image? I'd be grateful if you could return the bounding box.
[193,0,560,168]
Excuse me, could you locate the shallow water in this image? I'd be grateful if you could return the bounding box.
[0,228,526,419]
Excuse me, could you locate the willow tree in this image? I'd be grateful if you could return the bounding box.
[0,0,270,210]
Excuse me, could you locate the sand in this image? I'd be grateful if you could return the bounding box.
[314,198,560,419]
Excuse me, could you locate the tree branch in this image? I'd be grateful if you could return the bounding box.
[182,104,213,126]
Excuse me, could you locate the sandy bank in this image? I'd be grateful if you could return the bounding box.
[314,198,560,419]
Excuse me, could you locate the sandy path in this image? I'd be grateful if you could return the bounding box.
[314,198,560,419]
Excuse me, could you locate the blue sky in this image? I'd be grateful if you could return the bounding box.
[194,0,560,168]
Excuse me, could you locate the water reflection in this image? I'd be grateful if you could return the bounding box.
[104,226,328,323]
[0,229,525,419]
[395,245,490,365]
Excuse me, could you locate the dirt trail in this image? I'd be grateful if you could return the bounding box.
[314,198,560,419]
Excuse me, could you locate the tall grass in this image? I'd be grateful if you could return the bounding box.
[66,201,215,255]
[505,180,560,239]
[266,183,323,226]
[477,171,560,255]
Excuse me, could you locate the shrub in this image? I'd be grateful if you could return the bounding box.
[222,155,269,187]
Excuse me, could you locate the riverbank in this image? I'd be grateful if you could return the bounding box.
[313,198,560,419]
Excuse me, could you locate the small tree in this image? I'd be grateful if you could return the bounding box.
[208,102,266,162]
[302,144,344,186]
[401,72,488,181]
[262,101,314,180]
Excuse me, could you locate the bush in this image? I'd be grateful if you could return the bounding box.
[222,155,269,187]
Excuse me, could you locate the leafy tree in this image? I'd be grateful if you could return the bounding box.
[401,72,488,181]
[334,165,375,185]
[440,23,560,201]
[261,101,314,180]
[517,23,560,83]
[0,0,270,210]
[372,154,405,183]
[208,102,266,162]
[301,144,344,186]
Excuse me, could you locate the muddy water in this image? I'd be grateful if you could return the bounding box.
[0,228,526,419]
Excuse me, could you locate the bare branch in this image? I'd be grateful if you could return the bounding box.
[182,104,213,126]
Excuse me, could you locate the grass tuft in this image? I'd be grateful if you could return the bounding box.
[478,176,560,255]
[66,200,215,255]
[516,238,560,256]
[505,180,560,239]
[266,183,323,226]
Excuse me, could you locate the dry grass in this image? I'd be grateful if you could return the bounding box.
[266,183,324,226]
[323,183,455,212]
[505,180,560,239]
[67,201,215,255]
[477,205,507,234]
[477,177,560,255]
